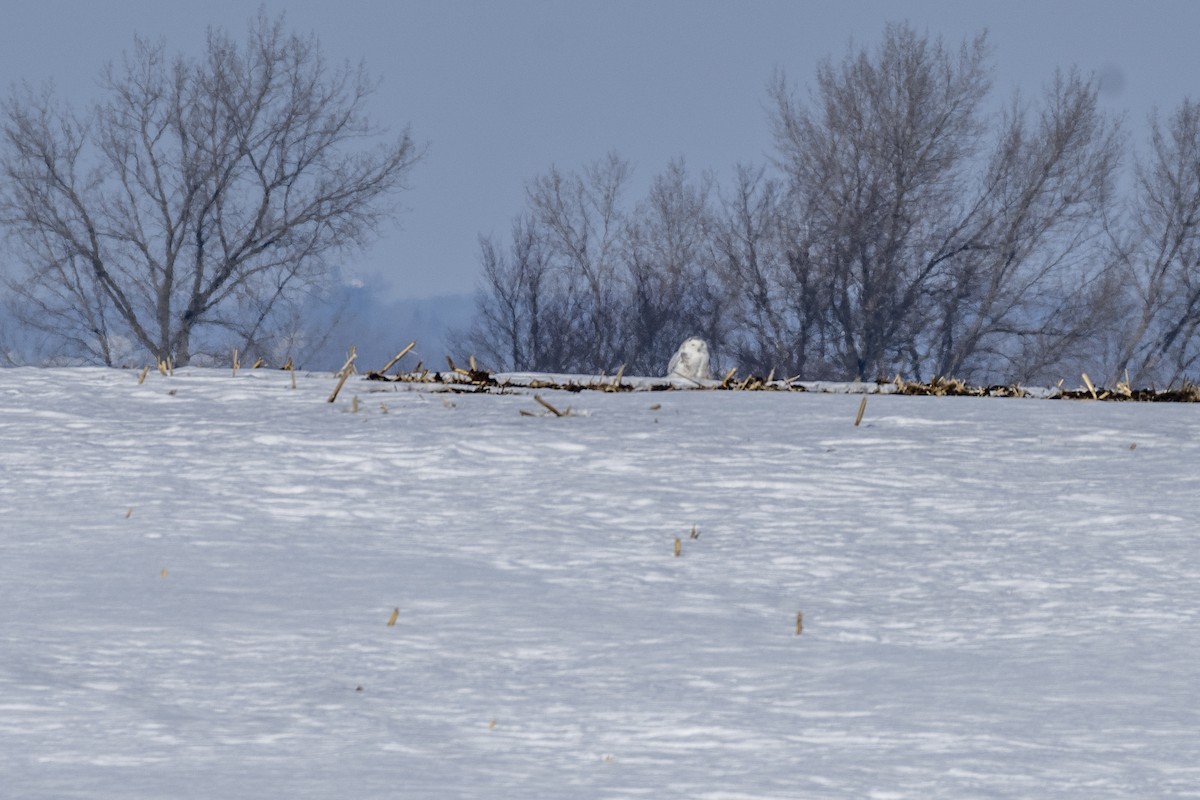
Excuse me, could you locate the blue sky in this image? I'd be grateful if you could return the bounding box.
[3,1,1199,299]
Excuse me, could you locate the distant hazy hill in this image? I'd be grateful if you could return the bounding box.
[302,288,476,372]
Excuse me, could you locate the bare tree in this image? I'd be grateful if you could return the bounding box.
[1109,99,1200,385]
[526,153,631,372]
[454,216,558,372]
[766,24,1122,383]
[714,165,834,377]
[770,23,994,380]
[923,70,1122,384]
[0,12,420,366]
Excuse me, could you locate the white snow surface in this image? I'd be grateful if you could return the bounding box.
[1,367,1198,799]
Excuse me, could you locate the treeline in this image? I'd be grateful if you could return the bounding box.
[456,23,1200,387]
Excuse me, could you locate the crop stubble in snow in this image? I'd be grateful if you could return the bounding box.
[1,367,1198,798]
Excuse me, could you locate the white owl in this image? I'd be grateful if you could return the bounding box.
[667,337,712,380]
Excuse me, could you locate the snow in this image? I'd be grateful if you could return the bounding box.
[1,367,1199,798]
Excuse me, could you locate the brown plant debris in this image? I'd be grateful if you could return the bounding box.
[361,356,1199,402]
[892,376,1029,398]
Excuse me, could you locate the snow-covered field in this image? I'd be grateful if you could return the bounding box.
[1,367,1198,799]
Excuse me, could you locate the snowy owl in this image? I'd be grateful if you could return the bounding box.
[667,337,712,380]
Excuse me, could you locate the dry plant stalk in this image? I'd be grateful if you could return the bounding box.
[351,396,360,413]
[689,525,700,539]
[327,347,358,403]
[252,357,263,369]
[720,367,738,388]
[674,538,682,557]
[289,364,297,390]
[232,347,240,377]
[378,341,416,375]
[854,395,868,426]
[386,607,399,627]
[795,611,804,636]
[137,366,150,385]
[1082,372,1098,400]
[1116,369,1133,397]
[446,356,472,377]
[534,395,567,417]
